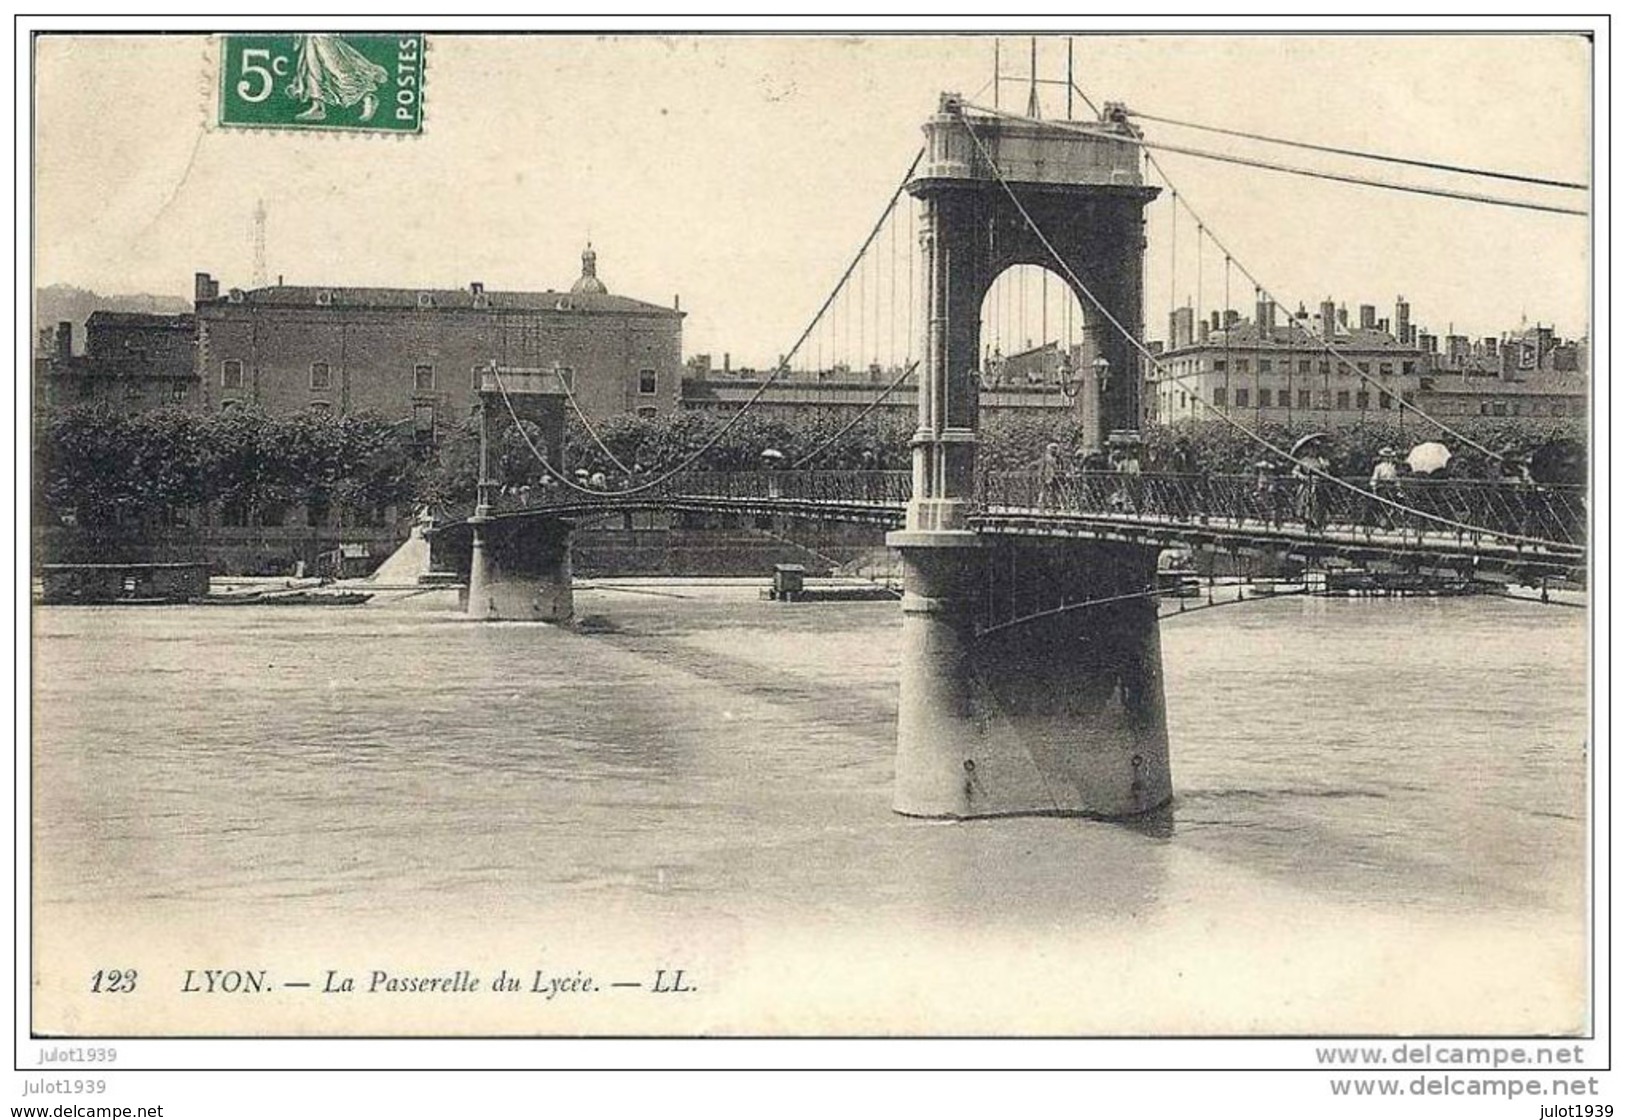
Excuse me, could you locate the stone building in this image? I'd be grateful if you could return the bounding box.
[36,312,201,412]
[1149,296,1430,429]
[192,246,684,435]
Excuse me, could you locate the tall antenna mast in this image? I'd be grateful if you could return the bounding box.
[251,198,268,288]
[1027,36,1041,118]
[993,38,1001,110]
[1066,37,1074,120]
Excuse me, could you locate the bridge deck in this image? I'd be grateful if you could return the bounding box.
[435,470,1586,583]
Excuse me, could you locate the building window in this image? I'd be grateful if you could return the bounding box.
[171,384,188,403]
[1259,359,1273,373]
[221,399,243,413]
[1336,390,1350,409]
[310,362,332,390]
[221,359,244,389]
[1179,391,1188,408]
[1318,390,1332,409]
[413,403,436,440]
[417,292,435,309]
[1357,362,1370,375]
[1378,391,1392,409]
[1379,362,1394,377]
[414,363,435,392]
[1402,361,1415,375]
[1298,360,1312,375]
[638,369,658,395]
[1298,390,1311,409]
[316,290,333,306]
[1212,360,1227,373]
[636,406,658,418]
[1236,359,1249,374]
[1213,387,1226,406]
[1356,391,1370,409]
[1235,388,1250,407]
[1258,388,1272,407]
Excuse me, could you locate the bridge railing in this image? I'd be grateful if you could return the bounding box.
[461,469,913,517]
[978,471,1587,551]
[443,469,1584,554]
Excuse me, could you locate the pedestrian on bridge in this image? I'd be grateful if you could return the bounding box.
[1039,442,1064,510]
[1369,446,1401,531]
[1253,459,1285,529]
[1290,433,1332,533]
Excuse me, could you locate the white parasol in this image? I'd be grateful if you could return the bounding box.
[1406,442,1452,475]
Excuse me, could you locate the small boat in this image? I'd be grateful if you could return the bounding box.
[193,591,373,606]
[262,590,372,605]
[1246,579,1307,598]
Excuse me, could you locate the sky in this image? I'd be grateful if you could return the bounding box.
[34,32,1592,367]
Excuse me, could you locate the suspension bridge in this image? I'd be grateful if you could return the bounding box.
[427,66,1589,822]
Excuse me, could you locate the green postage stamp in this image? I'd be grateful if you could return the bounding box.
[218,34,424,133]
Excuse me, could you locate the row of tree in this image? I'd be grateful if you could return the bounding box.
[35,403,1588,527]
[35,407,423,525]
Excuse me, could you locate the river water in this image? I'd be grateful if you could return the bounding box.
[31,587,1588,1037]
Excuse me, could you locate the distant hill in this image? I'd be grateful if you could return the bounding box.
[34,284,191,354]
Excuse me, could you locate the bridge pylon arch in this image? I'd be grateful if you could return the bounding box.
[889,94,1170,819]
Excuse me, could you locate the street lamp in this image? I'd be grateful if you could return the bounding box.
[1055,352,1086,399]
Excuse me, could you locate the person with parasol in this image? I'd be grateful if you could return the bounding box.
[1289,432,1332,532]
[761,447,785,498]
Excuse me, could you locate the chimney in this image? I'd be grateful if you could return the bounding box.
[1197,318,1210,344]
[1337,304,1349,329]
[1379,317,1390,335]
[1319,297,1337,339]
[470,281,484,296]
[1359,304,1376,330]
[1395,295,1412,346]
[194,272,220,304]
[55,321,72,360]
[674,293,681,312]
[723,352,731,373]
[1224,309,1241,329]
[1169,306,1194,350]
[1210,310,1221,333]
[1255,292,1274,336]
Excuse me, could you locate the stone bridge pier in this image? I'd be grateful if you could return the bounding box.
[891,534,1170,818]
[465,514,574,622]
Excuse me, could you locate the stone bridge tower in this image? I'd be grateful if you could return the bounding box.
[889,95,1170,819]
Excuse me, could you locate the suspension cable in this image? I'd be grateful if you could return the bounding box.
[955,112,1574,552]
[962,101,1587,218]
[1123,107,1588,192]
[1139,148,1505,461]
[556,368,633,475]
[790,360,918,468]
[494,147,925,499]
